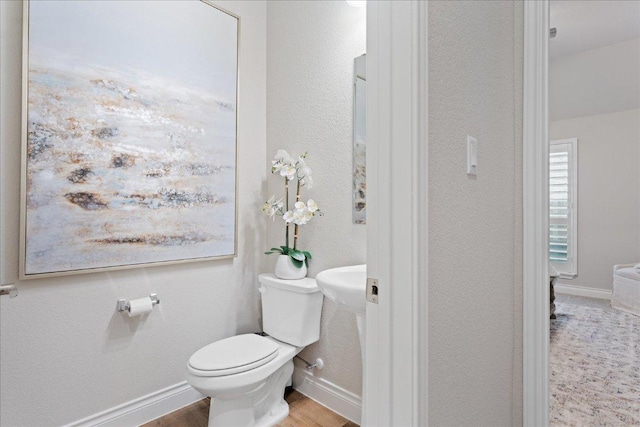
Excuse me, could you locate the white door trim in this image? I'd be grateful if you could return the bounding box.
[365,1,429,426]
[522,1,550,426]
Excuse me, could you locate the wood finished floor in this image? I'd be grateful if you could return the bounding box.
[142,389,358,427]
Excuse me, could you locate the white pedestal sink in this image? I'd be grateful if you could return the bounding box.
[315,264,367,313]
[315,264,367,422]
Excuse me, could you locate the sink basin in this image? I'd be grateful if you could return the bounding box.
[315,264,367,314]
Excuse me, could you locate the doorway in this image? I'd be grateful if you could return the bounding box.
[523,1,640,425]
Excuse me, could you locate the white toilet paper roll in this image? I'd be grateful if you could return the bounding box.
[128,297,153,317]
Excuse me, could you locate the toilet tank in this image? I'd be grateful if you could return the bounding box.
[259,274,323,347]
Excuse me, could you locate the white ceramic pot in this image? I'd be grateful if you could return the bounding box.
[275,254,307,280]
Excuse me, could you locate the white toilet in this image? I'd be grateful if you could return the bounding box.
[186,274,324,427]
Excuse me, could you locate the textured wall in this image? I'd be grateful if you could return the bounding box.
[266,1,366,396]
[551,109,640,291]
[0,1,267,425]
[427,1,523,425]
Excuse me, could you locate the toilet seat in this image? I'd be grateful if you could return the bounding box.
[188,334,279,377]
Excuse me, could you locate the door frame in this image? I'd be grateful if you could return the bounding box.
[365,1,429,425]
[366,2,550,425]
[522,1,550,426]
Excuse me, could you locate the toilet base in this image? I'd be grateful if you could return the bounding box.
[206,359,294,427]
[254,400,289,427]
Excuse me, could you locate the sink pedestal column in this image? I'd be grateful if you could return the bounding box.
[356,312,366,426]
[355,312,366,369]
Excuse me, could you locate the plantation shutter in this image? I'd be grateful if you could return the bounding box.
[549,139,577,277]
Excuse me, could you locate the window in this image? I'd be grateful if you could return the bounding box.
[549,138,578,278]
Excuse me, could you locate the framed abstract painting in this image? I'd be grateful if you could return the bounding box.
[20,1,239,278]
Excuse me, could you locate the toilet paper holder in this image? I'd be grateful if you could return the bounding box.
[117,293,160,313]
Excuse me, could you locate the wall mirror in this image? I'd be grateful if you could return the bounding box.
[353,54,366,224]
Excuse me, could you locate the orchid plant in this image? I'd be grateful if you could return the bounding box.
[262,150,322,268]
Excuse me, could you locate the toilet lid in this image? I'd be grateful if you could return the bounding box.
[188,334,279,377]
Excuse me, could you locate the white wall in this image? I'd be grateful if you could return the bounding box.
[0,1,267,425]
[427,1,523,425]
[266,1,366,397]
[550,38,640,121]
[550,109,640,291]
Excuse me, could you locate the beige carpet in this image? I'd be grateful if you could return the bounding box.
[550,302,640,426]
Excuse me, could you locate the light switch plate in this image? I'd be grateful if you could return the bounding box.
[467,135,477,175]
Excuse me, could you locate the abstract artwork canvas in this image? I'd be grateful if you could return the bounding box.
[21,1,238,277]
[352,54,366,224]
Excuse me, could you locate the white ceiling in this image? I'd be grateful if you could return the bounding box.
[549,0,640,120]
[550,0,640,60]
[550,38,640,120]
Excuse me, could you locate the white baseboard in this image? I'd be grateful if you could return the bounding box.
[65,368,359,427]
[292,361,362,425]
[66,381,205,427]
[555,283,612,300]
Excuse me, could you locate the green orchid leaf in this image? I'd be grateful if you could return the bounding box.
[302,251,312,260]
[290,250,305,261]
[290,257,304,268]
[269,247,284,254]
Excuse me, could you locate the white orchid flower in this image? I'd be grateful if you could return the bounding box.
[299,169,312,184]
[272,150,295,174]
[297,157,312,176]
[274,149,292,163]
[283,210,295,223]
[290,204,315,225]
[306,199,316,212]
[298,165,312,178]
[262,195,284,220]
[301,174,313,189]
[302,208,314,222]
[270,196,283,209]
[271,160,288,174]
[296,156,313,188]
[280,163,297,180]
[262,196,274,213]
[293,209,309,225]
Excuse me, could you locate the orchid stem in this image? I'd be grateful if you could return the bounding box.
[293,179,301,250]
[285,177,290,249]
